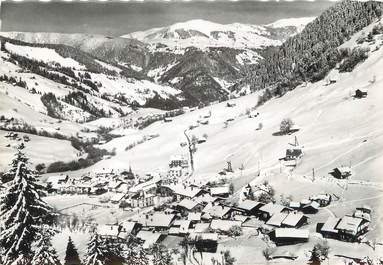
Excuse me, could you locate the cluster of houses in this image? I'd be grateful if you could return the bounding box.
[84,172,361,252]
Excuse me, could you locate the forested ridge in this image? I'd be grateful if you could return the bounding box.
[242,0,383,95]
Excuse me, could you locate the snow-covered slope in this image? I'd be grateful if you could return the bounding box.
[266,17,316,31]
[123,18,315,50]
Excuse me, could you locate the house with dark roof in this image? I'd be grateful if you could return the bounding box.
[355,88,368,98]
[258,203,291,221]
[331,167,352,179]
[235,200,264,216]
[285,149,303,161]
[318,214,370,242]
[269,228,309,246]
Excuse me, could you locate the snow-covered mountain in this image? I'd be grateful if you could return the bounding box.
[122,17,315,50]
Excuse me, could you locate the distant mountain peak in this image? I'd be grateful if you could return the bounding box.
[122,17,315,50]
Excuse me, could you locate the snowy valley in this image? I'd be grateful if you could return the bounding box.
[1,1,383,265]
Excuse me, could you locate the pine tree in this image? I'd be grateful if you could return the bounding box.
[0,144,55,265]
[64,237,82,265]
[150,244,173,265]
[32,228,61,265]
[84,233,107,265]
[103,238,125,265]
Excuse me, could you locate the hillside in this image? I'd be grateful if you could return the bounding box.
[0,17,311,105]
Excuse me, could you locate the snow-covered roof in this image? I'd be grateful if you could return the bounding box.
[266,212,288,227]
[336,216,366,235]
[137,213,176,228]
[233,215,250,223]
[334,167,352,174]
[110,193,126,202]
[274,228,309,239]
[310,194,331,201]
[193,223,211,233]
[282,213,306,227]
[178,199,200,210]
[120,221,139,235]
[190,232,218,242]
[259,203,287,215]
[210,220,242,231]
[98,225,120,238]
[195,194,219,204]
[129,179,158,194]
[289,201,301,208]
[173,220,191,233]
[187,212,202,222]
[210,186,230,196]
[203,204,232,219]
[237,200,263,211]
[321,217,340,233]
[163,184,203,198]
[46,175,68,183]
[136,230,162,249]
[303,201,320,210]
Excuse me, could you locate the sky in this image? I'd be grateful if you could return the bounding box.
[0,1,334,36]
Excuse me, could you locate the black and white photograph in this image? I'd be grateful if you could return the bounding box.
[0,0,382,264]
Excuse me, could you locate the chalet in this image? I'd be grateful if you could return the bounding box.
[285,148,303,161]
[160,184,206,201]
[318,214,370,242]
[318,217,341,239]
[164,117,173,123]
[202,204,233,220]
[331,167,352,179]
[289,201,301,210]
[281,212,308,228]
[210,220,242,234]
[110,193,126,204]
[131,193,156,208]
[266,212,289,227]
[193,223,211,233]
[46,175,69,185]
[136,230,165,249]
[301,201,320,214]
[120,221,141,236]
[235,200,264,216]
[167,167,184,178]
[353,206,372,221]
[258,203,291,221]
[108,180,129,193]
[336,215,369,242]
[309,194,332,207]
[248,111,259,118]
[137,212,176,231]
[226,102,236,107]
[98,225,126,242]
[190,232,218,253]
[269,228,309,246]
[195,193,220,204]
[187,212,202,223]
[355,89,368,98]
[169,155,189,168]
[129,179,159,195]
[169,220,192,235]
[210,185,230,198]
[177,199,204,214]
